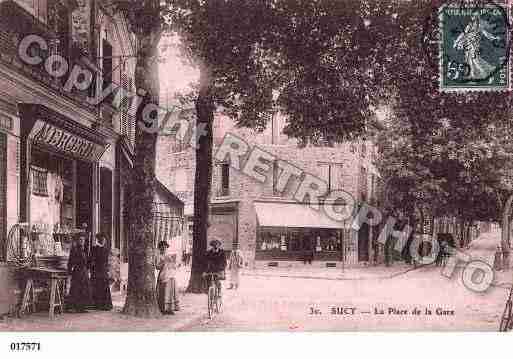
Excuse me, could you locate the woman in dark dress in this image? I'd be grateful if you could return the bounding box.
[90,233,113,311]
[67,234,91,313]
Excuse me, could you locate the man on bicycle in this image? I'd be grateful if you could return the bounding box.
[204,239,227,296]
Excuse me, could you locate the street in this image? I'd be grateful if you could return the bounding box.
[181,266,511,331]
[0,264,510,331]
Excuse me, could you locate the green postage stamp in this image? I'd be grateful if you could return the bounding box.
[440,1,511,91]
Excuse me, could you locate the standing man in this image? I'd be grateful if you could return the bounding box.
[228,243,244,290]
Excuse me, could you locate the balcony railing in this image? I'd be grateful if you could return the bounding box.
[0,1,97,112]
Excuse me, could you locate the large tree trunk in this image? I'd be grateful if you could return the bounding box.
[500,193,513,270]
[187,69,215,293]
[122,31,161,317]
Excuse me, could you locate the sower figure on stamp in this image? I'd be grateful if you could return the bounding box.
[155,241,180,315]
[67,233,92,313]
[90,233,113,311]
[228,243,244,290]
[453,14,501,79]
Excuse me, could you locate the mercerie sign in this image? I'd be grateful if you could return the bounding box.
[30,120,105,162]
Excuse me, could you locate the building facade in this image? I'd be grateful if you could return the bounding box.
[0,0,138,313]
[156,112,380,268]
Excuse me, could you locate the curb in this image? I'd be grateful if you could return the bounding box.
[240,264,427,281]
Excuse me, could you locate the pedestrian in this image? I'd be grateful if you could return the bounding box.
[90,233,113,311]
[155,241,179,315]
[204,239,227,296]
[228,244,244,290]
[67,233,92,313]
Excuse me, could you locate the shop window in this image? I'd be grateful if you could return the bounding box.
[31,166,48,197]
[258,229,285,251]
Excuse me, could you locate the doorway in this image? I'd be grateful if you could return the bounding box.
[358,222,370,262]
[100,167,113,244]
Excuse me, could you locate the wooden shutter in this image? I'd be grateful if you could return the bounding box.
[121,72,128,136]
[0,133,7,260]
[128,77,135,147]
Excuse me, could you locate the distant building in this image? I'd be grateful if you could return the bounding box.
[157,110,380,268]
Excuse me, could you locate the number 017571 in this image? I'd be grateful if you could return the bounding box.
[10,342,41,351]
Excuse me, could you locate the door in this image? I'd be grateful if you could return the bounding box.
[358,223,370,262]
[100,167,113,244]
[0,132,6,260]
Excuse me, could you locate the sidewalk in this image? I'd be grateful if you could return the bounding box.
[0,268,233,331]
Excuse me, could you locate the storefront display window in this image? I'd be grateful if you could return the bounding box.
[257,227,343,259]
[31,166,48,197]
[30,148,77,231]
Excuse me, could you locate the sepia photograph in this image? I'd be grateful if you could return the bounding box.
[0,1,512,352]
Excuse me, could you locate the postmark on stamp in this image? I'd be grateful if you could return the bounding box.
[439,0,511,91]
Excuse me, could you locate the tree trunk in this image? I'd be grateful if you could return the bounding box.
[122,31,161,317]
[187,68,214,293]
[501,193,513,270]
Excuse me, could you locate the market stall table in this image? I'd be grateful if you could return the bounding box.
[20,267,68,319]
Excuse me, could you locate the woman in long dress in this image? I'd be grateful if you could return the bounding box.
[155,241,179,315]
[90,233,113,311]
[67,234,91,313]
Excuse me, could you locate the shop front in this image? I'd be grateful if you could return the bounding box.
[16,104,108,260]
[254,201,354,264]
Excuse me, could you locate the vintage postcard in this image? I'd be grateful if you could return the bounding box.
[0,1,513,349]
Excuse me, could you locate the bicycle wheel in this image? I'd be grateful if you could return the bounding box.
[499,300,512,332]
[208,286,215,319]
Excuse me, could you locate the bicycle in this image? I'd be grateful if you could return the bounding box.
[203,272,223,319]
[499,284,513,332]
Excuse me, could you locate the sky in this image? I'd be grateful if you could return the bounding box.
[158,39,199,107]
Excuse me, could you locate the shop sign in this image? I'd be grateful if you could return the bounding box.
[30,121,105,161]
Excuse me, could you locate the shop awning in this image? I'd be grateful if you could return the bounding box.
[254,202,349,229]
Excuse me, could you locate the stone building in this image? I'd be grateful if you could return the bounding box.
[156,111,380,269]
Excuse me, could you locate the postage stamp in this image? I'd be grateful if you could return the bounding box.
[439,1,511,91]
